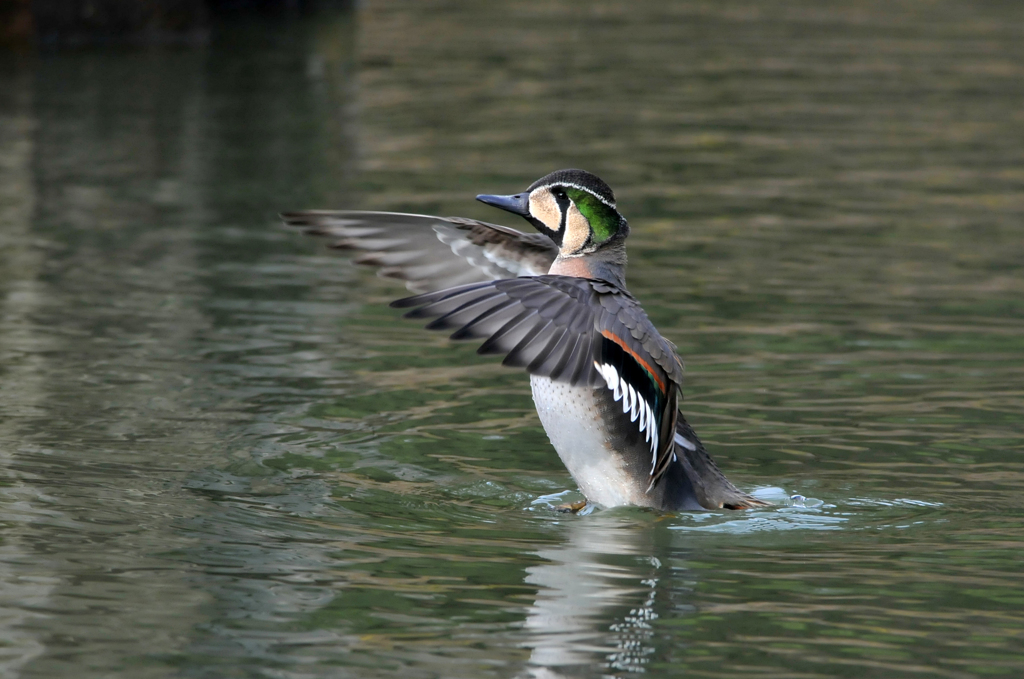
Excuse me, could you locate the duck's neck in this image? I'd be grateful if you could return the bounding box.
[547,241,628,288]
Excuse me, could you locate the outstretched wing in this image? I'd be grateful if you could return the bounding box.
[282,211,558,293]
[392,275,686,490]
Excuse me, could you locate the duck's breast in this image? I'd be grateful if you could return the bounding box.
[529,375,648,507]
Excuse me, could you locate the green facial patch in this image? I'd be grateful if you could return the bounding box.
[565,188,621,243]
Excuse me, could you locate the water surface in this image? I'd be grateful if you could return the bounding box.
[0,1,1023,677]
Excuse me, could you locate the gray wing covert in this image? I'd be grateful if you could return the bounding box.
[281,211,558,293]
[589,280,684,388]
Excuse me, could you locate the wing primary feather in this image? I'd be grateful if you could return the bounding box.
[408,293,490,321]
[447,298,520,339]
[503,319,560,368]
[527,327,569,373]
[425,293,509,330]
[391,281,492,310]
[352,250,424,267]
[547,334,583,382]
[531,329,576,376]
[563,330,598,386]
[477,309,536,355]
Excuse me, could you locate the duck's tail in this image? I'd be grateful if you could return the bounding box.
[672,416,770,510]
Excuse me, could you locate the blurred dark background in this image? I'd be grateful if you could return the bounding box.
[0,0,351,47]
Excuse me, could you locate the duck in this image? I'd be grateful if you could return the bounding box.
[282,169,766,511]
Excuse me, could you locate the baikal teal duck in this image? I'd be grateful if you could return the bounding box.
[283,169,767,512]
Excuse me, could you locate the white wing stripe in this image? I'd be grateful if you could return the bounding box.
[594,362,623,402]
[593,361,663,475]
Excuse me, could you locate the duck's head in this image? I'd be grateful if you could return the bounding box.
[477,169,629,257]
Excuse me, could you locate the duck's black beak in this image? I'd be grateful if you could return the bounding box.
[476,192,530,216]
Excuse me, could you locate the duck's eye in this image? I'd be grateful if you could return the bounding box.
[552,188,567,200]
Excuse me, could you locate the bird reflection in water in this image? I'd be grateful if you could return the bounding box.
[521,509,679,677]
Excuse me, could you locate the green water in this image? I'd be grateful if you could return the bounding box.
[1,1,1023,677]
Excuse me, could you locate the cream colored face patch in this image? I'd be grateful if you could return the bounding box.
[528,187,562,233]
[561,203,590,255]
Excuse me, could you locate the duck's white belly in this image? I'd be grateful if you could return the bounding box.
[530,375,641,507]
